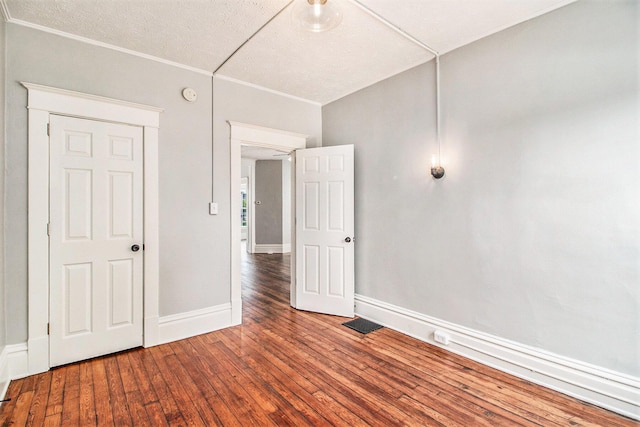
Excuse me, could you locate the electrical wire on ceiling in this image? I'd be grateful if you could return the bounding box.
[209,0,295,204]
[347,0,444,178]
[209,0,447,196]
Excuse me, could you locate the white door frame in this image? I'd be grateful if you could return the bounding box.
[23,82,163,375]
[229,121,307,324]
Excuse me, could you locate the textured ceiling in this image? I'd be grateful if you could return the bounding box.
[241,145,290,160]
[4,0,575,104]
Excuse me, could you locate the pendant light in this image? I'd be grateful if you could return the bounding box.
[293,0,343,33]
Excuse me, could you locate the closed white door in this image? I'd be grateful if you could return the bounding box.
[49,115,144,367]
[295,145,355,317]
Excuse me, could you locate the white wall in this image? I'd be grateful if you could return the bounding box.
[4,23,322,343]
[323,0,639,377]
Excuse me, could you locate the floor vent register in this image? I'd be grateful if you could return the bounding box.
[342,318,384,334]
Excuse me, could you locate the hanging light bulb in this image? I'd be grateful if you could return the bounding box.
[431,154,445,179]
[292,0,343,33]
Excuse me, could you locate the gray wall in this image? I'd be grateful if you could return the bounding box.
[282,160,291,247]
[5,24,321,343]
[255,160,283,245]
[0,16,6,350]
[323,0,639,376]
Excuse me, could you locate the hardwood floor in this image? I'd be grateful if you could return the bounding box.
[1,249,637,426]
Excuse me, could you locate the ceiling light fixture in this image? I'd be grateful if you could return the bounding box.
[293,0,343,33]
[349,0,445,180]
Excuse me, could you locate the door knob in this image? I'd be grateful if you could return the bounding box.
[344,237,351,243]
[131,244,140,252]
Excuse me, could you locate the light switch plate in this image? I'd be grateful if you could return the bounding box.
[209,202,218,215]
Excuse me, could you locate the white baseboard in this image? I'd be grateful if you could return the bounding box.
[0,345,8,402]
[0,343,30,402]
[254,244,291,254]
[231,298,242,326]
[157,303,233,345]
[0,304,233,388]
[7,344,29,380]
[355,294,640,421]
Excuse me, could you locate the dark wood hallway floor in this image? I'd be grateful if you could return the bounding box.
[0,249,637,426]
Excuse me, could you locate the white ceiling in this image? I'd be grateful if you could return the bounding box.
[4,0,575,104]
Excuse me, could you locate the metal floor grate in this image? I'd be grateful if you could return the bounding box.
[342,318,384,334]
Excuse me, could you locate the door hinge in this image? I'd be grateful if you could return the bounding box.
[47,123,50,137]
[46,223,50,236]
[47,323,50,335]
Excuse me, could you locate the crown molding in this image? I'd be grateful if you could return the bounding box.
[0,0,11,21]
[7,17,213,77]
[6,15,323,106]
[215,74,321,107]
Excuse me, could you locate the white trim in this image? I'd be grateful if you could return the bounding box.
[215,74,320,106]
[143,126,161,348]
[442,0,577,58]
[158,304,232,345]
[355,294,640,421]
[23,82,162,375]
[229,121,309,147]
[0,345,9,402]
[8,19,213,77]
[230,121,307,325]
[21,82,162,126]
[254,243,291,254]
[5,344,28,381]
[323,0,579,107]
[0,343,29,403]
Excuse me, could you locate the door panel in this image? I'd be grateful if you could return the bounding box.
[50,115,143,367]
[295,145,354,317]
[64,263,93,335]
[64,169,93,240]
[108,259,134,326]
[109,172,134,238]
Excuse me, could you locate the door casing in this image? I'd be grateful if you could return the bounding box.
[23,82,163,375]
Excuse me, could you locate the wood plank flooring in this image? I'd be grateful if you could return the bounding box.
[1,250,637,426]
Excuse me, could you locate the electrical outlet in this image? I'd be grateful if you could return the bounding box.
[434,330,450,345]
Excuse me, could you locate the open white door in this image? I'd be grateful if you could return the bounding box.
[295,144,354,317]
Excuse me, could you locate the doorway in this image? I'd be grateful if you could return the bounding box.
[241,146,292,255]
[229,121,307,326]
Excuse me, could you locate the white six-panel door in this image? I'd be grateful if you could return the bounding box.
[295,145,355,317]
[49,115,144,367]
